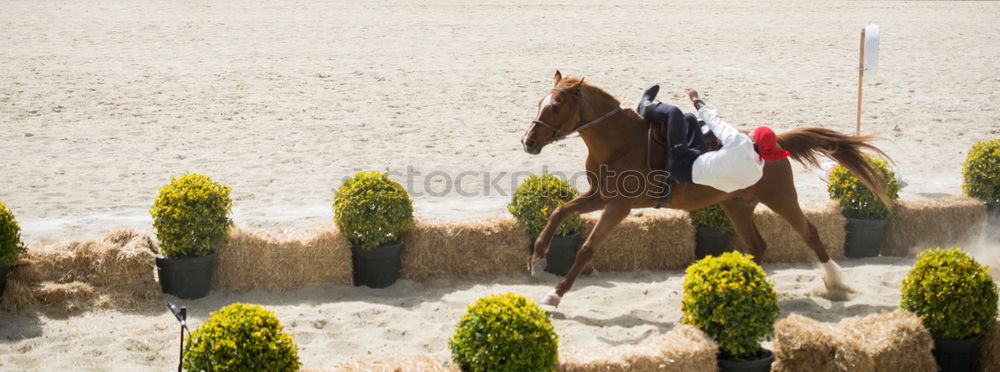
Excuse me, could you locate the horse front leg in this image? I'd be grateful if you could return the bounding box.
[530,190,606,276]
[541,200,631,307]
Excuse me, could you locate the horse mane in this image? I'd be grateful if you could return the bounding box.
[556,76,623,121]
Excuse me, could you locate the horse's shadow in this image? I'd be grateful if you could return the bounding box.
[549,311,676,346]
[777,297,896,323]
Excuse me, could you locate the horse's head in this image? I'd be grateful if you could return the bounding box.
[521,70,588,155]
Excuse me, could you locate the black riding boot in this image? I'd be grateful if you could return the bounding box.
[636,84,660,119]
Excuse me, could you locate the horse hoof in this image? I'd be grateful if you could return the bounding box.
[531,259,547,278]
[540,291,561,308]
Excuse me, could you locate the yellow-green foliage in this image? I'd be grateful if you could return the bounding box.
[150,173,233,257]
[682,252,779,360]
[900,247,998,339]
[184,303,301,372]
[0,201,27,265]
[508,174,580,238]
[449,293,558,372]
[962,139,1000,210]
[689,204,732,232]
[827,155,899,220]
[333,171,414,251]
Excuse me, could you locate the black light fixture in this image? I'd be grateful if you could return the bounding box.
[166,301,189,372]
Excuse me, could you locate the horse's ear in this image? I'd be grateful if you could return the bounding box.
[553,70,562,86]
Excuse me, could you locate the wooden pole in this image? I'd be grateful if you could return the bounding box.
[856,27,866,136]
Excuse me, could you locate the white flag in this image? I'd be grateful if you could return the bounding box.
[864,24,880,74]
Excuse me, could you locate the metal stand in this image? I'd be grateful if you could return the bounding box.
[856,27,866,137]
[167,302,189,372]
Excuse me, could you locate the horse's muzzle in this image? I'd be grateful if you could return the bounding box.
[522,138,542,155]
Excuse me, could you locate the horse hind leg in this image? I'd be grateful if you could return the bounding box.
[757,194,854,300]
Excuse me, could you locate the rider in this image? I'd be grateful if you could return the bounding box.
[636,85,790,192]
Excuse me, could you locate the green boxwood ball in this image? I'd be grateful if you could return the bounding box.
[508,174,580,238]
[682,251,779,360]
[449,293,558,372]
[900,247,998,339]
[149,173,233,258]
[333,171,414,251]
[183,303,301,372]
[827,154,899,220]
[689,204,733,232]
[0,201,27,266]
[962,139,1000,210]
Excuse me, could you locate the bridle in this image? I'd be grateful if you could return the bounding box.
[530,87,622,146]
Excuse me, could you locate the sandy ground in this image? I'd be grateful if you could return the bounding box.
[2,0,1000,370]
[2,0,999,243]
[2,240,997,371]
[0,258,944,370]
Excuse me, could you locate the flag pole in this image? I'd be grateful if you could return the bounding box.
[856,27,866,136]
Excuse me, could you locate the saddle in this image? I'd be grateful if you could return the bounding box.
[647,120,717,208]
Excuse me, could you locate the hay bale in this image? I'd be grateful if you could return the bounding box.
[557,325,717,372]
[883,196,987,256]
[588,209,696,272]
[838,310,936,372]
[213,227,352,292]
[321,355,459,372]
[401,218,530,282]
[729,202,845,263]
[772,314,874,371]
[976,318,1000,372]
[0,229,160,315]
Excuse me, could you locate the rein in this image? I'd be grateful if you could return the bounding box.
[531,87,622,145]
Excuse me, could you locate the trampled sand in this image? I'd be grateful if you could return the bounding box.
[1,0,999,370]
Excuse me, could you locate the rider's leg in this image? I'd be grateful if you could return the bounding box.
[637,84,660,118]
[683,113,707,152]
[648,103,702,183]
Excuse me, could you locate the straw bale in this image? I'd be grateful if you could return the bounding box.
[0,229,160,315]
[0,279,39,313]
[401,218,530,282]
[322,355,459,372]
[883,196,987,256]
[557,325,717,372]
[213,227,353,292]
[838,310,936,372]
[587,209,696,272]
[772,314,874,371]
[976,318,1000,372]
[728,202,845,263]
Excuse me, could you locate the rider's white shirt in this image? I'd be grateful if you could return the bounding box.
[691,105,765,192]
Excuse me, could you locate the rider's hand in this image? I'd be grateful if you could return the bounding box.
[684,88,700,102]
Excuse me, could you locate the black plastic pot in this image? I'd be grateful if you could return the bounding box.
[987,208,999,243]
[718,349,775,372]
[0,263,9,297]
[933,334,982,372]
[695,226,731,260]
[155,253,217,299]
[352,240,404,288]
[843,217,888,258]
[543,231,580,276]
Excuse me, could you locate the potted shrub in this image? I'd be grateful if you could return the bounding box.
[827,155,899,258]
[334,171,414,288]
[0,201,28,297]
[508,174,581,276]
[690,204,733,259]
[962,139,1000,239]
[900,247,998,372]
[449,293,558,371]
[150,173,233,299]
[184,303,301,371]
[682,251,780,371]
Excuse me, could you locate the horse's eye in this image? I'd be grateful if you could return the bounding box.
[551,106,560,114]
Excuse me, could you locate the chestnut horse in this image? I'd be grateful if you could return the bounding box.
[521,71,892,307]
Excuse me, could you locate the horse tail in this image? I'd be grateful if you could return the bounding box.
[776,127,894,207]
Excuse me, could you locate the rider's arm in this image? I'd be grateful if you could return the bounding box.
[696,105,743,147]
